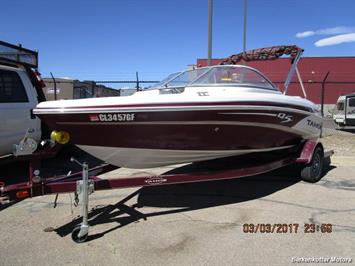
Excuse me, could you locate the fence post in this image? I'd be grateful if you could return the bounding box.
[136,72,140,91]
[321,71,330,117]
[50,72,57,100]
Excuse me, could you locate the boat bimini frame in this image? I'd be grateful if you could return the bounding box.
[220,45,307,98]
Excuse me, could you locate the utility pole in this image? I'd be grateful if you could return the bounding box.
[207,0,213,66]
[243,0,248,54]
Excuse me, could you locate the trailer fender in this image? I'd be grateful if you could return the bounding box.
[296,140,323,165]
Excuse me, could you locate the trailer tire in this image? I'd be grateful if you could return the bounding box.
[71,225,88,243]
[300,146,324,183]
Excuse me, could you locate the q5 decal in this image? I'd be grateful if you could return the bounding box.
[277,113,293,123]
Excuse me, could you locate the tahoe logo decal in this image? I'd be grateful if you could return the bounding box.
[307,119,322,130]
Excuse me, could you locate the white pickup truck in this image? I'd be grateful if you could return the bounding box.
[333,94,355,128]
[0,41,46,158]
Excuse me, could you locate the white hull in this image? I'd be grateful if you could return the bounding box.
[78,145,295,169]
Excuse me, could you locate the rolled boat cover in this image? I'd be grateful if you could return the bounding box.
[220,45,304,65]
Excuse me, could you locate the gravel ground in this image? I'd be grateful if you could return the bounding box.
[322,131,355,156]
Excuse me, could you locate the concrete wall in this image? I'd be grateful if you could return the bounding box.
[43,78,74,100]
[43,79,120,100]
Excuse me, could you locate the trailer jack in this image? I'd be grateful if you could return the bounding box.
[70,158,94,243]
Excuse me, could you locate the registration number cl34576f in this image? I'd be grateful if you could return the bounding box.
[90,113,136,122]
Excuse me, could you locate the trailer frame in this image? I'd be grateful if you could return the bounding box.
[0,139,333,242]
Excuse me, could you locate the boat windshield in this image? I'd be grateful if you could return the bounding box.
[191,66,276,90]
[151,68,209,89]
[150,65,276,91]
[151,72,181,89]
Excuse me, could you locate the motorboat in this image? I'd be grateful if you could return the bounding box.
[34,46,323,169]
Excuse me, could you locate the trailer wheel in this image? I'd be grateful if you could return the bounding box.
[71,225,88,243]
[300,146,324,183]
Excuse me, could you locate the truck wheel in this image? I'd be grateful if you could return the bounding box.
[300,146,324,183]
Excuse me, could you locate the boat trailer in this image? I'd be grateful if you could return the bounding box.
[0,140,333,243]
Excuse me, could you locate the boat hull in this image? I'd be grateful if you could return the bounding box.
[35,104,322,168]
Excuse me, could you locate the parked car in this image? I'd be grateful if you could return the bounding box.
[0,40,46,158]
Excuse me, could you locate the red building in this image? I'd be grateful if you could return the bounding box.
[197,57,355,115]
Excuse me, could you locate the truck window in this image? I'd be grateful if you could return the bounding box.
[349,98,355,107]
[0,69,29,103]
[337,101,344,110]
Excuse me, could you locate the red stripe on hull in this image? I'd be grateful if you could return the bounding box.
[39,109,307,127]
[35,101,312,112]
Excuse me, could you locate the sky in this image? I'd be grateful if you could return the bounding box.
[1,0,355,88]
